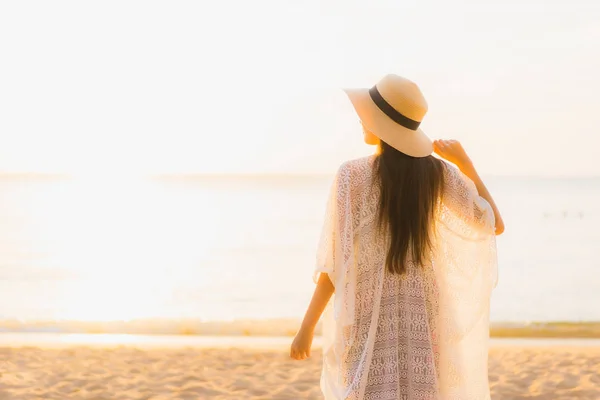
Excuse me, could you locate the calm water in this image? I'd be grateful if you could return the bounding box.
[0,173,599,334]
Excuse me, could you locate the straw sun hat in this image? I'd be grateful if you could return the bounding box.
[344,74,433,158]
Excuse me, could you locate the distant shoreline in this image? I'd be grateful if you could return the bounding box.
[1,320,599,339]
[490,322,600,339]
[1,333,600,350]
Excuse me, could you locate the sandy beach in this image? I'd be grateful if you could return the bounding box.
[0,336,599,400]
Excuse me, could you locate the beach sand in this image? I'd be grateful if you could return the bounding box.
[0,339,599,400]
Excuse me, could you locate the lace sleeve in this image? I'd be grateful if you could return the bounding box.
[440,162,495,238]
[314,174,337,283]
[313,162,358,330]
[314,163,353,286]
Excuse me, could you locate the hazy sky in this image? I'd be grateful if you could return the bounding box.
[1,0,599,176]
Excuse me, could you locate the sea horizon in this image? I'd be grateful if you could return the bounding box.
[2,171,600,180]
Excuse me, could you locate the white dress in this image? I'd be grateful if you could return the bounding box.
[314,156,497,400]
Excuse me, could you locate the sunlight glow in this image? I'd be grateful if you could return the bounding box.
[25,177,217,321]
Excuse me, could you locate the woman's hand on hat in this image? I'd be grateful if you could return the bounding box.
[433,139,473,171]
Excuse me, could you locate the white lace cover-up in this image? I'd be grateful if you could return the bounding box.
[314,156,497,400]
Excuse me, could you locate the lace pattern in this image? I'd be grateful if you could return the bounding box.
[314,156,497,400]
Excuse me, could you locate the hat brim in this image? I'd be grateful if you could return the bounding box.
[343,88,433,158]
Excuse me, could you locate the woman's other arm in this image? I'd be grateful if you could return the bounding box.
[290,273,334,360]
[434,139,505,235]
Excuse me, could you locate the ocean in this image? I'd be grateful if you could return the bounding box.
[0,172,599,335]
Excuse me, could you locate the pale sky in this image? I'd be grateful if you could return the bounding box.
[1,0,599,176]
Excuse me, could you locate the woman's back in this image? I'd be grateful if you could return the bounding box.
[317,155,497,400]
[290,74,503,400]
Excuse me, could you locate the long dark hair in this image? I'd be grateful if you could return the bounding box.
[375,141,445,274]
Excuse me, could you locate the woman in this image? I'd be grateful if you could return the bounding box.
[290,74,504,400]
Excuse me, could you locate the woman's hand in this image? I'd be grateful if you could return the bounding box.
[290,327,314,360]
[433,139,473,172]
[291,273,334,360]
